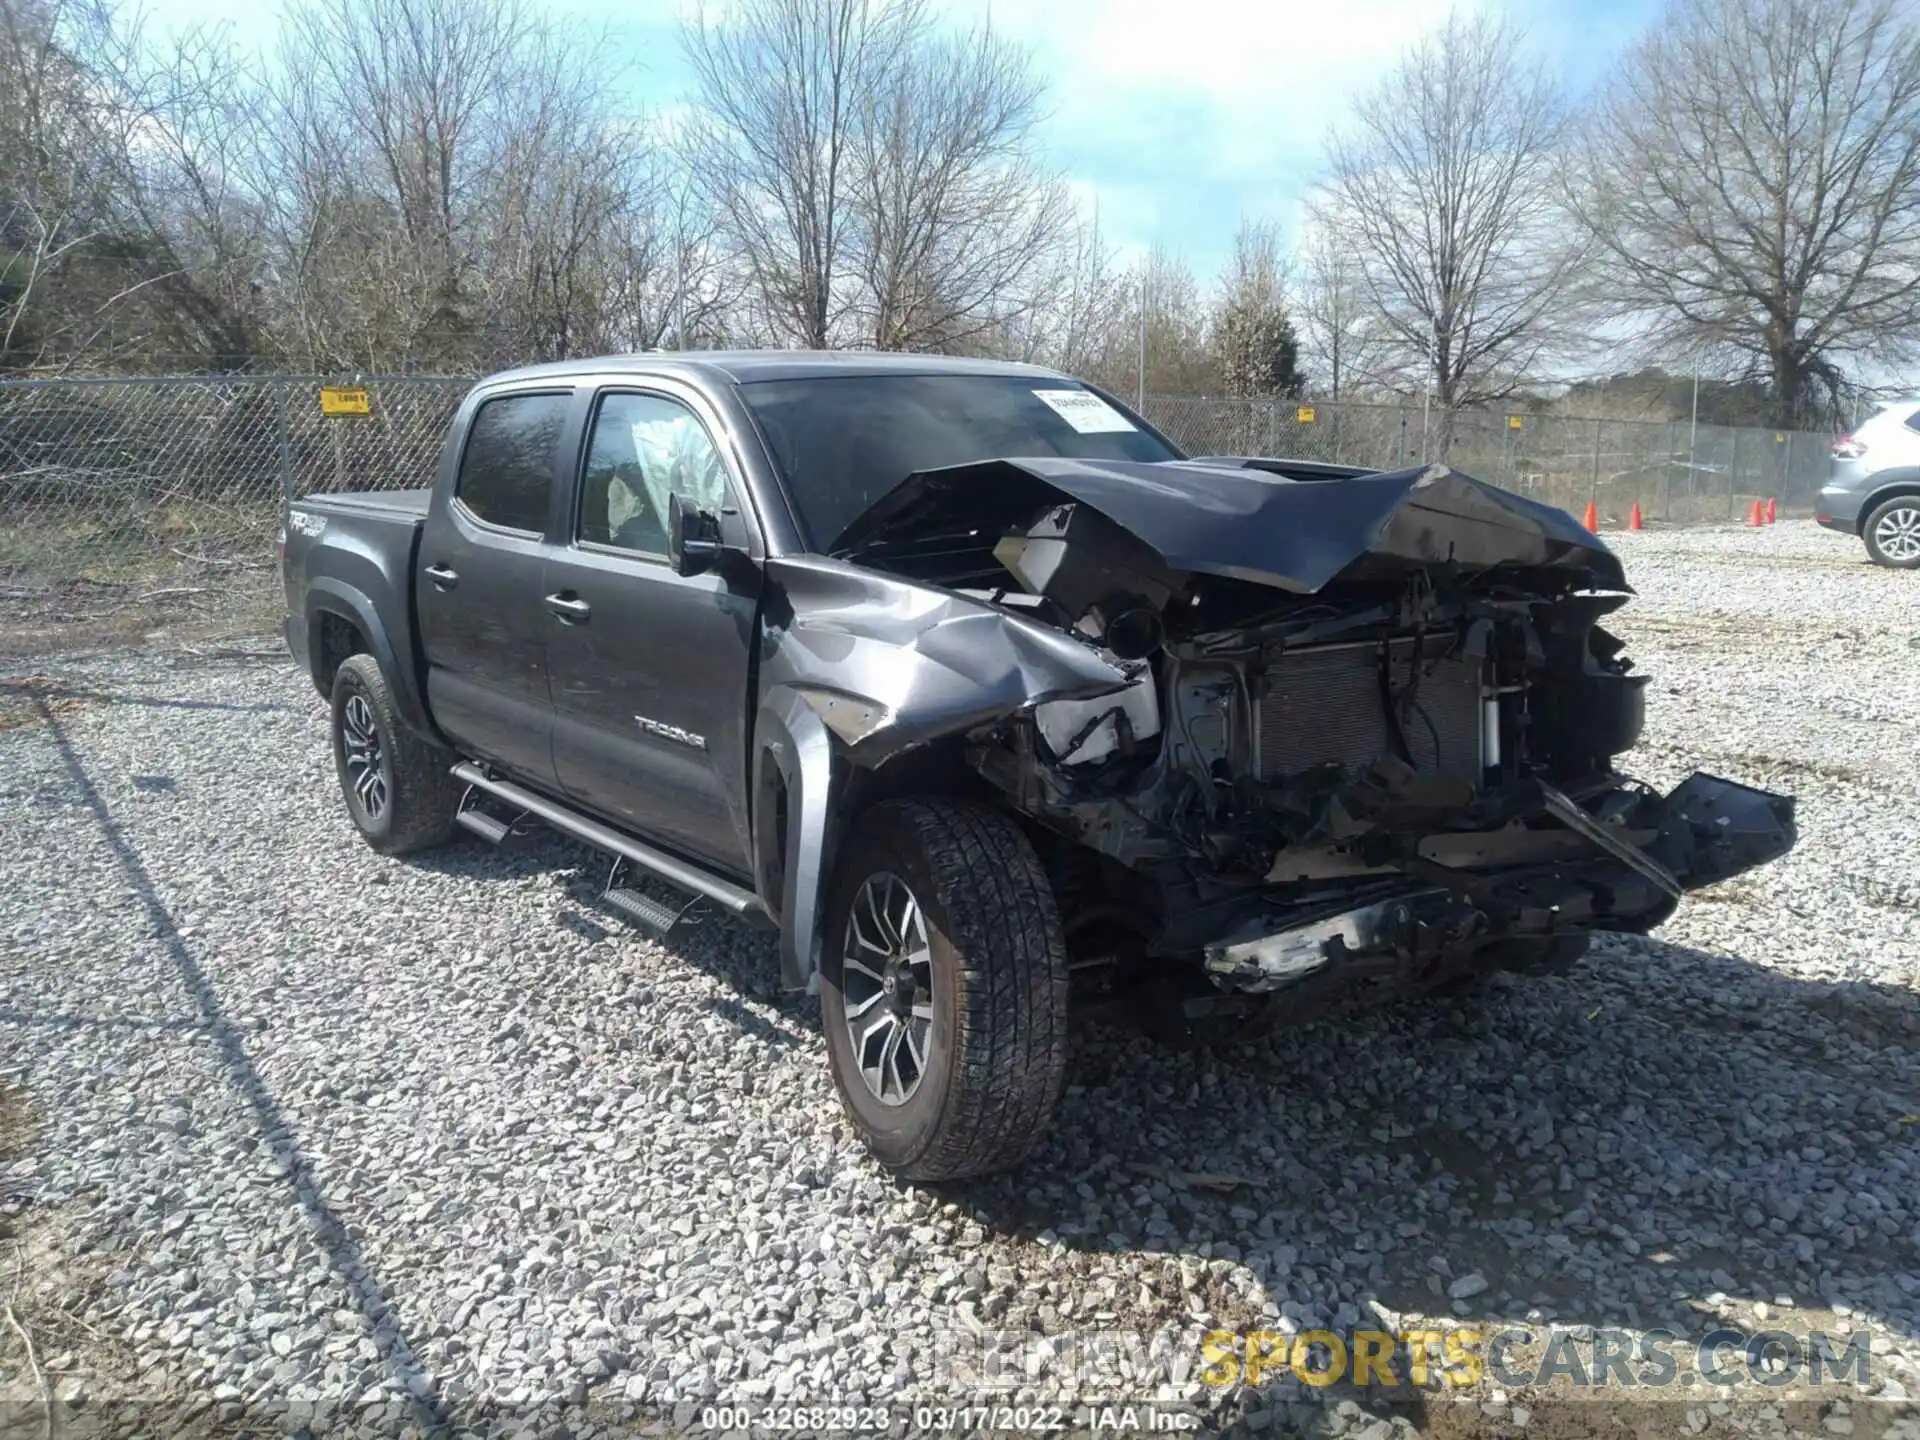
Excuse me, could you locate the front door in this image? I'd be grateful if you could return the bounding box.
[544,386,759,874]
[416,389,572,789]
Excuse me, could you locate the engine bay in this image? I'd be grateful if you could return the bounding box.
[826,455,1797,1036]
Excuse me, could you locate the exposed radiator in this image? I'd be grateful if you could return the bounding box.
[1255,638,1485,784]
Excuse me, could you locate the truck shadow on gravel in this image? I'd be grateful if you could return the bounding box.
[401,824,1920,1429]
[404,831,814,1024]
[413,827,1920,1367]
[947,938,1920,1375]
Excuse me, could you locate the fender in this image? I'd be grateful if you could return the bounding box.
[753,686,838,989]
[305,577,434,738]
[1863,467,1920,509]
[748,555,1131,989]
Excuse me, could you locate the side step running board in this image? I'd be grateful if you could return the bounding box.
[454,807,512,844]
[450,762,768,924]
[603,884,686,935]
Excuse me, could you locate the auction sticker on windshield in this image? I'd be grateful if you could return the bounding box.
[1033,388,1136,434]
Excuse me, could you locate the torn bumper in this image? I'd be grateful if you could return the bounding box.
[1648,771,1797,891]
[1203,771,1796,995]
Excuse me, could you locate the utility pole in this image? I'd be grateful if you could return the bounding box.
[1688,368,1700,471]
[1421,312,1436,461]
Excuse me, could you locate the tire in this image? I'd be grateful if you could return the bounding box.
[819,799,1070,1182]
[1862,495,1920,569]
[329,653,461,856]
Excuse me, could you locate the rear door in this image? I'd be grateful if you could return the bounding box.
[416,388,574,788]
[544,383,760,874]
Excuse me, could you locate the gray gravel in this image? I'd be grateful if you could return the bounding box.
[3,521,1919,1437]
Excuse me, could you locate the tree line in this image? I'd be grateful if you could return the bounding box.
[5,0,1918,427]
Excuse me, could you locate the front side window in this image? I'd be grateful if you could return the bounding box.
[578,392,731,556]
[455,392,568,532]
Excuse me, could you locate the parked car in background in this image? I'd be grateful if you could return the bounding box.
[1821,401,1920,567]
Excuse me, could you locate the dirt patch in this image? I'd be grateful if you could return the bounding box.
[0,676,96,734]
[0,1085,204,1432]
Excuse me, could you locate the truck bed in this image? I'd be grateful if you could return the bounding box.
[283,488,432,732]
[297,487,432,522]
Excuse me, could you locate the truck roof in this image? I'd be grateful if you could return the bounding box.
[482,350,1070,387]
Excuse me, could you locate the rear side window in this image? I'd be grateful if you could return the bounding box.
[456,393,568,532]
[1904,409,1920,434]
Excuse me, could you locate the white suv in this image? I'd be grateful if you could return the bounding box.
[1820,400,1920,567]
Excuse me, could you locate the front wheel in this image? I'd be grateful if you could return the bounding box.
[1863,496,1920,569]
[819,799,1070,1181]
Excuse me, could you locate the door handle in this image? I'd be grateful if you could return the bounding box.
[545,592,591,623]
[424,563,458,590]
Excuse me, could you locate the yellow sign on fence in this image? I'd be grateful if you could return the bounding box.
[1296,405,1316,424]
[1507,414,1524,430]
[319,386,371,417]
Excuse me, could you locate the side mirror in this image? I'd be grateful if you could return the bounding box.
[668,493,724,577]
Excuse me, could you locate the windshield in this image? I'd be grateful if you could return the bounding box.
[737,373,1183,548]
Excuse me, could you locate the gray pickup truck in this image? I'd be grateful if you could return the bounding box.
[281,351,1797,1180]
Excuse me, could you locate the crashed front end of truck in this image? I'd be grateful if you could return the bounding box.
[781,456,1796,1040]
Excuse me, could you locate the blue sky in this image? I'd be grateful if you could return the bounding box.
[167,0,1666,282]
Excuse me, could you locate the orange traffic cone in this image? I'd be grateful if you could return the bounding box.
[1748,499,1765,526]
[1629,501,1645,530]
[1765,496,1778,524]
[1582,500,1599,532]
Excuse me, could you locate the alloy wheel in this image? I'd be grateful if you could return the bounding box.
[340,693,391,821]
[839,871,935,1106]
[1873,504,1920,562]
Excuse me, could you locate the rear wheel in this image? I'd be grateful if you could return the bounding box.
[329,653,461,855]
[820,799,1070,1181]
[1863,496,1920,568]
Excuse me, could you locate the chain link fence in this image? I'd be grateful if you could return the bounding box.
[1,374,1838,658]
[0,375,469,657]
[1142,396,1833,526]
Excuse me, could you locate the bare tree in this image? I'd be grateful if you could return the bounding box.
[850,20,1066,350]
[681,0,915,348]
[1128,246,1215,396]
[0,0,270,371]
[682,0,1064,352]
[265,0,653,370]
[1,0,110,367]
[594,158,740,352]
[989,205,1130,373]
[101,24,272,368]
[1320,11,1578,442]
[1570,0,1920,427]
[1294,205,1390,400]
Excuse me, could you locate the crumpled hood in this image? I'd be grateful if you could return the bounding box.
[830,456,1627,595]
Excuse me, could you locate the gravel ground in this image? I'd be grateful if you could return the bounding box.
[3,521,1918,1439]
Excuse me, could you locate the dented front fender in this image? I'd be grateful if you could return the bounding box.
[759,556,1130,764]
[751,556,1129,987]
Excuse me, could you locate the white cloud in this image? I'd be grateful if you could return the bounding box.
[936,0,1454,258]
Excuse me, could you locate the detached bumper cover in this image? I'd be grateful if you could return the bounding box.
[1647,771,1797,891]
[1204,771,1796,994]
